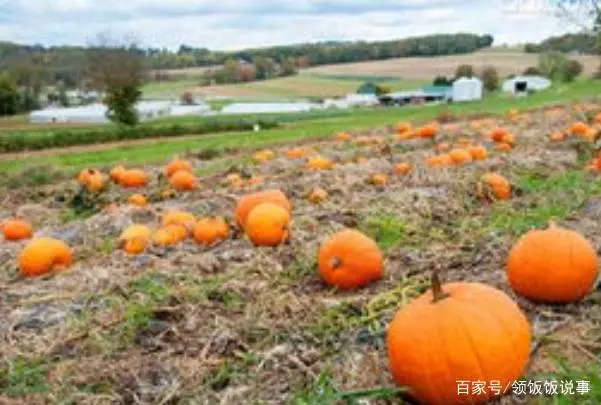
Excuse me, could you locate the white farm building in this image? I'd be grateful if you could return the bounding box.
[452,77,483,102]
[29,101,206,124]
[502,75,551,95]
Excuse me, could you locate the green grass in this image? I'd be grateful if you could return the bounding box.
[360,212,407,251]
[290,372,404,405]
[0,357,49,395]
[142,78,202,98]
[3,80,601,176]
[482,170,601,235]
[531,360,601,405]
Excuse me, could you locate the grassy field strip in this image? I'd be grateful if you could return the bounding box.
[2,80,601,175]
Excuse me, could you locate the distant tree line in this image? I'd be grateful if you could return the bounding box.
[200,56,298,85]
[0,33,494,89]
[525,33,598,54]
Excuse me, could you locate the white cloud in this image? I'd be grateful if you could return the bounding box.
[0,0,586,49]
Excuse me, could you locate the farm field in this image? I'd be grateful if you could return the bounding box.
[167,75,423,100]
[304,50,600,80]
[1,92,601,403]
[4,79,601,179]
[143,49,600,100]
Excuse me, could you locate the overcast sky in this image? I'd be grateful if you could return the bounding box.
[0,0,587,50]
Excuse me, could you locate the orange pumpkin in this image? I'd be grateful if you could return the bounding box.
[128,194,148,207]
[165,159,193,178]
[252,150,275,164]
[77,168,99,185]
[449,149,472,165]
[235,189,291,229]
[152,228,177,247]
[571,122,590,136]
[594,112,601,124]
[394,163,412,176]
[309,187,328,204]
[417,124,438,139]
[78,169,106,193]
[395,122,412,134]
[1,218,33,241]
[245,203,291,247]
[119,225,152,255]
[120,169,149,188]
[550,131,566,142]
[19,238,73,277]
[426,154,452,168]
[335,132,351,142]
[193,217,230,246]
[110,165,126,184]
[286,148,307,159]
[490,127,509,142]
[468,145,488,161]
[164,224,189,244]
[120,225,152,239]
[394,131,414,141]
[478,173,511,201]
[370,174,388,186]
[307,156,334,170]
[387,270,531,405]
[502,133,516,146]
[318,229,383,289]
[582,128,597,142]
[507,222,599,303]
[169,170,198,191]
[162,211,196,230]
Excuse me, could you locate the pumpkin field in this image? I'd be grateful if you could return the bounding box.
[2,102,601,405]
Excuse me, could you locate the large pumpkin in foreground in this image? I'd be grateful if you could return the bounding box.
[387,271,531,405]
[318,229,383,289]
[507,222,599,303]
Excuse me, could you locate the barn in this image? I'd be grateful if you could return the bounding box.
[502,75,551,95]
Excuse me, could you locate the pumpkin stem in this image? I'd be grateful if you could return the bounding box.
[548,218,558,229]
[431,269,450,303]
[331,256,343,270]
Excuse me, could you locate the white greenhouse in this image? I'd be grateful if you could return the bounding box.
[169,103,212,117]
[29,101,172,124]
[502,75,551,95]
[221,102,321,115]
[452,77,483,102]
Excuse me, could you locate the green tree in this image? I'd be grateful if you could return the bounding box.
[280,58,297,77]
[455,64,475,78]
[253,56,276,80]
[538,52,583,82]
[103,85,141,125]
[0,72,21,116]
[523,66,541,75]
[86,36,146,126]
[565,59,584,82]
[480,66,499,91]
